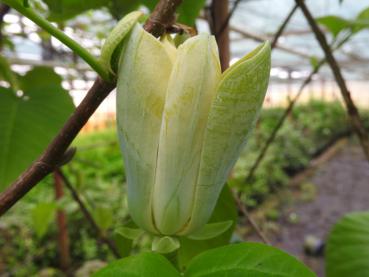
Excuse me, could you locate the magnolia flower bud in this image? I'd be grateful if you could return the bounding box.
[115,22,271,237]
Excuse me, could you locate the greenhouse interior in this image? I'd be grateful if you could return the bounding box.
[0,0,369,276]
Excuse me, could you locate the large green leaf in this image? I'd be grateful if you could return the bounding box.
[108,0,140,20]
[185,242,316,277]
[41,0,107,21]
[93,252,180,277]
[178,185,237,269]
[316,15,351,37]
[0,67,74,190]
[326,211,369,277]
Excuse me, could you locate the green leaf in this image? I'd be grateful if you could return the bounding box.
[42,0,107,21]
[115,226,144,240]
[113,232,133,258]
[352,7,369,33]
[152,236,180,254]
[177,0,206,26]
[187,221,233,240]
[113,219,138,257]
[93,252,180,277]
[309,56,320,70]
[316,15,351,37]
[185,242,316,277]
[326,211,369,277]
[178,185,237,269]
[0,67,74,190]
[108,0,140,20]
[93,206,114,231]
[31,202,57,238]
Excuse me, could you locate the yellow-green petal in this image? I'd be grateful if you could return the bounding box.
[181,42,271,235]
[116,24,174,234]
[100,11,143,74]
[152,34,221,235]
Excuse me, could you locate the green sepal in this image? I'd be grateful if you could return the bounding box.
[152,236,180,254]
[187,220,233,240]
[115,226,144,240]
[100,11,143,74]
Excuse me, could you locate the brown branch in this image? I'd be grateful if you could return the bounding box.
[0,0,184,217]
[53,171,71,273]
[216,0,242,37]
[210,0,230,71]
[233,192,271,245]
[56,169,121,259]
[143,0,183,37]
[271,3,298,49]
[296,0,369,162]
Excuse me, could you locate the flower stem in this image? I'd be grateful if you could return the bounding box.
[3,0,112,81]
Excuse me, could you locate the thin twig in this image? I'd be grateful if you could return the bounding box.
[245,32,352,183]
[233,191,271,245]
[271,3,298,49]
[56,169,121,258]
[245,64,319,182]
[0,0,185,217]
[296,0,369,162]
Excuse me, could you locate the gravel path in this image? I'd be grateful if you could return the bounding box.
[271,142,369,276]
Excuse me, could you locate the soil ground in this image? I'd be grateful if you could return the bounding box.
[248,141,369,276]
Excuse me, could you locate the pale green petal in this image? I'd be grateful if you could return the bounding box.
[160,35,177,63]
[116,24,174,234]
[181,42,271,235]
[100,11,143,73]
[152,34,221,235]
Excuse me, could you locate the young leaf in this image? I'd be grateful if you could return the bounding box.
[93,206,114,231]
[31,202,57,238]
[93,252,180,277]
[352,7,369,33]
[326,211,369,277]
[316,15,350,38]
[115,226,144,240]
[184,242,316,277]
[187,220,233,240]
